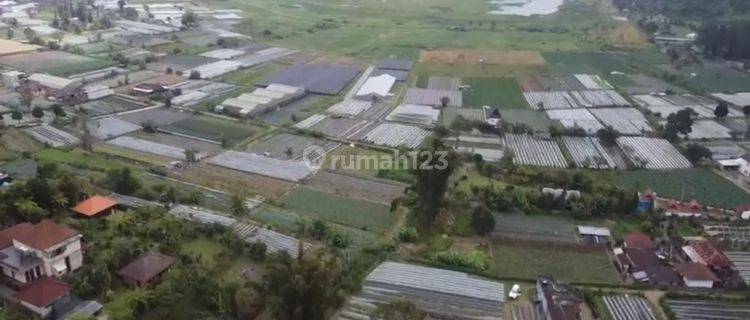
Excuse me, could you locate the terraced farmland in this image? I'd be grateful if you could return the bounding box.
[602,295,656,320]
[667,299,750,320]
[504,134,567,168]
[616,137,691,170]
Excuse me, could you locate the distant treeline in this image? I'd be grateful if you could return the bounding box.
[612,0,750,21]
[698,19,750,60]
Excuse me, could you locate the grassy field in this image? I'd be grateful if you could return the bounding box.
[490,242,620,284]
[615,169,750,208]
[222,63,286,87]
[500,109,553,132]
[194,0,624,59]
[463,77,526,109]
[674,64,750,93]
[282,187,395,232]
[493,213,579,243]
[161,116,263,145]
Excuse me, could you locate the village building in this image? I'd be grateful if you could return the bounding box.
[71,195,118,218]
[674,263,719,289]
[535,275,582,320]
[624,233,656,251]
[0,220,83,285]
[13,277,72,319]
[354,73,396,101]
[26,73,82,101]
[117,252,175,287]
[664,199,702,218]
[576,226,611,245]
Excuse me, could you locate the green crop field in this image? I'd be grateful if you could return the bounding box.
[500,110,554,132]
[193,0,623,59]
[493,213,579,243]
[463,77,526,109]
[282,187,395,232]
[615,169,750,208]
[675,65,750,93]
[161,116,262,145]
[491,242,620,284]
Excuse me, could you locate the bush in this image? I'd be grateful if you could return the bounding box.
[397,227,419,243]
[428,250,490,271]
[248,242,267,261]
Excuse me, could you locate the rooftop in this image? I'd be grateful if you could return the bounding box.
[14,277,71,308]
[675,262,720,282]
[117,252,175,284]
[71,195,118,217]
[4,220,79,251]
[624,233,655,251]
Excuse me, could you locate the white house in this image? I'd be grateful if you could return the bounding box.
[0,220,83,285]
[355,74,396,101]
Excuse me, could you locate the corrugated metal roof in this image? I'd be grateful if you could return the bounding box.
[577,225,611,237]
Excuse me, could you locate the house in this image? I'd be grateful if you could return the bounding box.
[117,252,175,287]
[536,275,582,320]
[355,74,396,101]
[71,195,118,217]
[0,220,83,285]
[682,240,733,270]
[13,277,72,319]
[624,233,655,251]
[26,73,82,101]
[637,189,655,212]
[576,226,611,245]
[613,247,658,281]
[674,263,719,288]
[664,199,702,218]
[736,205,750,220]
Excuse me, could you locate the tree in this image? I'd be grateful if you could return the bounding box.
[663,108,696,142]
[231,192,246,216]
[597,126,619,147]
[189,70,201,80]
[181,10,198,28]
[439,96,450,108]
[684,144,712,164]
[258,253,344,320]
[117,0,126,11]
[471,204,495,236]
[184,149,198,162]
[11,110,22,123]
[412,139,459,228]
[106,167,141,195]
[52,104,66,117]
[6,28,13,40]
[714,102,729,119]
[31,107,44,119]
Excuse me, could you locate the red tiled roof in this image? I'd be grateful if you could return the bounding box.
[14,278,71,308]
[666,199,701,213]
[0,223,33,249]
[624,233,655,250]
[117,252,175,284]
[688,240,733,268]
[675,262,720,282]
[11,220,79,251]
[72,195,117,217]
[616,247,660,271]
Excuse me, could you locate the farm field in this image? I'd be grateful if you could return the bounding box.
[0,51,113,76]
[282,187,395,232]
[215,0,620,59]
[160,115,264,146]
[492,212,578,243]
[180,163,294,200]
[305,170,407,204]
[490,242,620,285]
[615,169,750,208]
[463,77,526,109]
[500,110,553,133]
[674,64,750,92]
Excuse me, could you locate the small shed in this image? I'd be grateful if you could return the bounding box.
[117,252,175,287]
[577,226,611,245]
[71,195,118,217]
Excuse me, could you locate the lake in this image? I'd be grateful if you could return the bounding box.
[488,0,564,16]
